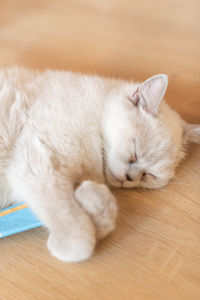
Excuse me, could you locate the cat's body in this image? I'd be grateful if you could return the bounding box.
[0,69,106,207]
[0,67,199,262]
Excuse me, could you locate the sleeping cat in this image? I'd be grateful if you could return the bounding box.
[0,67,199,262]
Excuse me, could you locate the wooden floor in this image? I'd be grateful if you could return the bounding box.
[0,1,200,299]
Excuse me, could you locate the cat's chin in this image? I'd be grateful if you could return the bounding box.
[107,177,122,187]
[105,168,123,187]
[109,181,122,187]
[122,181,139,188]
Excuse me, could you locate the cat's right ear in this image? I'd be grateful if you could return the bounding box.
[183,124,200,144]
[130,74,168,116]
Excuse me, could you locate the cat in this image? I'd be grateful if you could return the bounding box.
[0,67,199,262]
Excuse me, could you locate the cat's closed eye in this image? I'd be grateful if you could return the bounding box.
[141,172,157,181]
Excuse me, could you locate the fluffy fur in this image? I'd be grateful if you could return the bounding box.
[0,67,199,262]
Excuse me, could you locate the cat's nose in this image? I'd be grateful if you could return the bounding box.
[126,174,133,181]
[126,166,141,182]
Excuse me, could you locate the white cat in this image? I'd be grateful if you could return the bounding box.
[0,67,199,262]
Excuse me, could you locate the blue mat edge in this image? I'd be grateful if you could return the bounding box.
[0,203,43,238]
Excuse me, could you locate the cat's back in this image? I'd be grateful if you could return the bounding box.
[0,68,110,180]
[0,67,37,150]
[0,67,39,207]
[0,67,113,153]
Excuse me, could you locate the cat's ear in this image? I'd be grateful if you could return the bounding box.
[130,74,168,115]
[183,124,200,144]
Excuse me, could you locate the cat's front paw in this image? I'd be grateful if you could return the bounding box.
[47,225,96,262]
[75,181,118,240]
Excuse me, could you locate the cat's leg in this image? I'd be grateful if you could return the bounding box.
[45,180,96,262]
[7,141,96,262]
[75,181,118,240]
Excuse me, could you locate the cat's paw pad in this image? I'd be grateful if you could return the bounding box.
[75,181,118,240]
[47,228,96,262]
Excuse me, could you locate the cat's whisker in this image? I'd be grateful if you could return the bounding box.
[171,176,198,187]
[175,167,197,177]
[170,181,194,187]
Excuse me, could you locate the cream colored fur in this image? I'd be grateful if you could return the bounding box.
[0,67,199,262]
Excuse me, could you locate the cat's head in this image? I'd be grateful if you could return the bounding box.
[103,74,200,188]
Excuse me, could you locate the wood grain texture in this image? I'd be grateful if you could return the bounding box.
[0,0,200,299]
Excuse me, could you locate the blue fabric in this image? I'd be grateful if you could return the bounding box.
[0,203,42,238]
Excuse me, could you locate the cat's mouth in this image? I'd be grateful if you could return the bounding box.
[105,167,141,188]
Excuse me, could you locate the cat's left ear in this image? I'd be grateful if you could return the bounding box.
[183,124,200,144]
[130,74,168,115]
